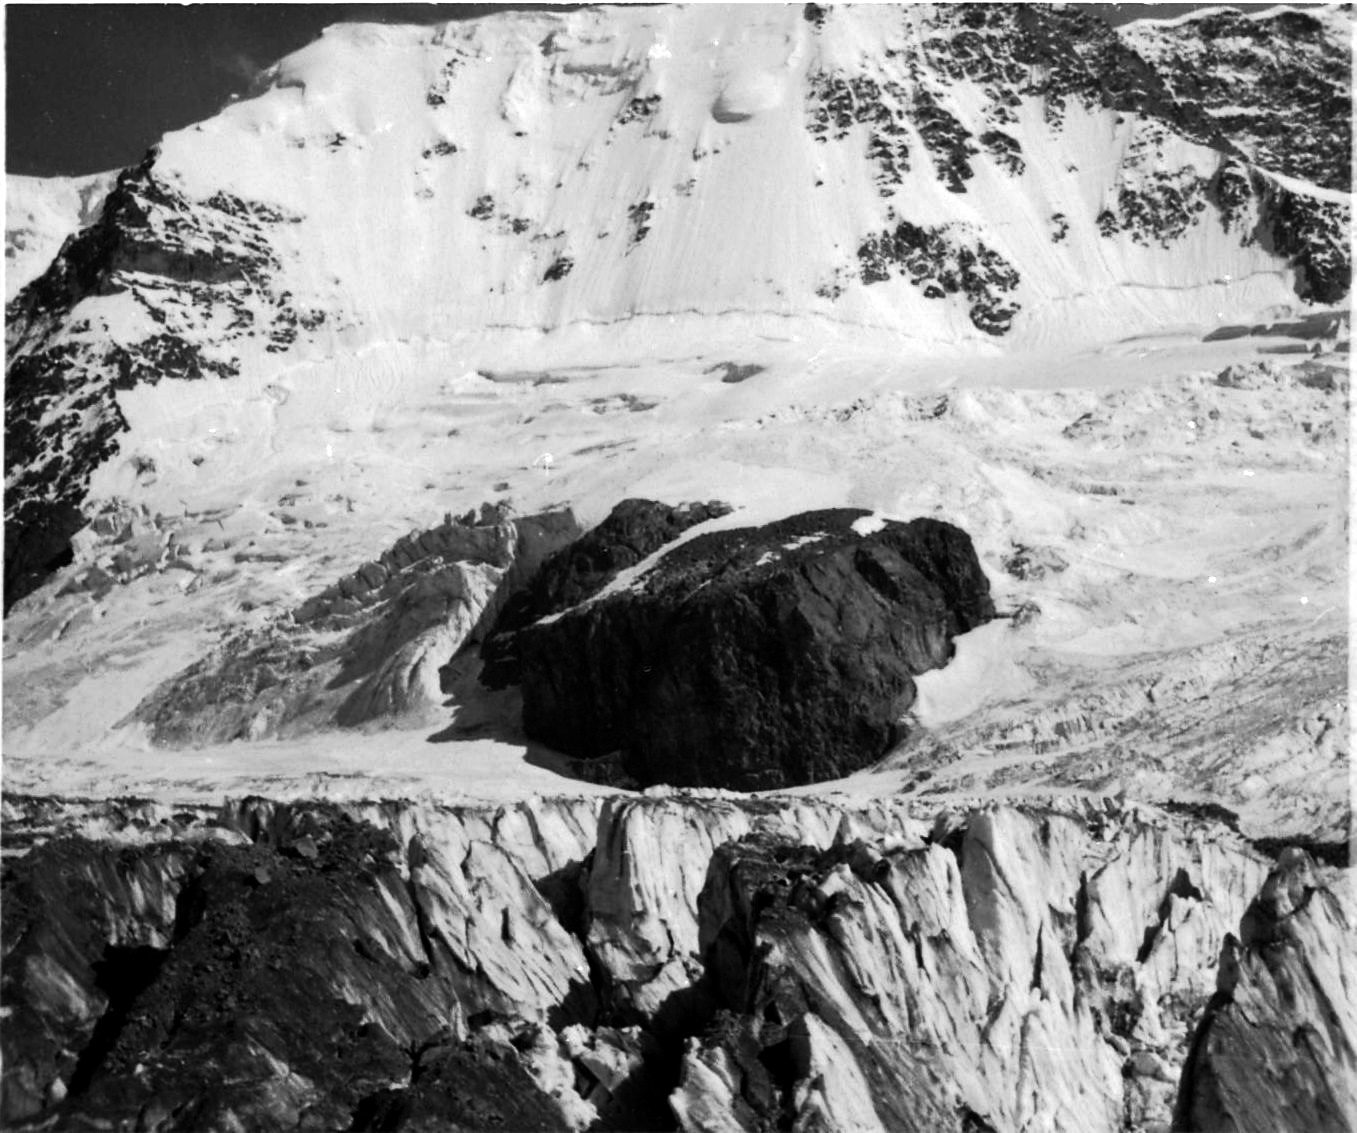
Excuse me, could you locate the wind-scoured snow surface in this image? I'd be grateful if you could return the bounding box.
[2,3,1350,841]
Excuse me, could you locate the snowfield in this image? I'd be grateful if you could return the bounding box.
[3,318,1347,841]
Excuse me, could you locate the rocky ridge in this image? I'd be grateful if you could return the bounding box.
[2,792,1350,1132]
[481,497,733,688]
[1121,5,1350,192]
[5,171,118,300]
[4,158,327,608]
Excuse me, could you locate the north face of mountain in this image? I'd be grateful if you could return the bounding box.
[3,5,1350,608]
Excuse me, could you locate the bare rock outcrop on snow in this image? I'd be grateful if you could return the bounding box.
[515,508,995,790]
[481,497,732,688]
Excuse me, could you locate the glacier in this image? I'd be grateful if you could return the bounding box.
[2,4,1351,1130]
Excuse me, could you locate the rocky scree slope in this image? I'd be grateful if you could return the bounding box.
[3,3,1351,608]
[500,506,995,791]
[2,793,1351,1132]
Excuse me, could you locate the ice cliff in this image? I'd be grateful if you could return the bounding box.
[3,793,1350,1131]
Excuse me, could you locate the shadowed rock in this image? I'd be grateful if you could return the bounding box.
[514,508,995,790]
[0,809,569,1130]
[480,497,732,688]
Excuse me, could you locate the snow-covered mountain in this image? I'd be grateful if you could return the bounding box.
[1121,4,1351,192]
[4,3,1349,606]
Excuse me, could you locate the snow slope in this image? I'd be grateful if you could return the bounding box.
[55,5,1344,344]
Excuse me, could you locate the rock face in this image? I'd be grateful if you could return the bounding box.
[515,508,995,790]
[0,802,582,1131]
[5,158,324,610]
[7,793,1347,1132]
[1174,849,1357,1133]
[1121,6,1350,193]
[481,497,732,688]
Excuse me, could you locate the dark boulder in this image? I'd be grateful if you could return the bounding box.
[514,508,994,790]
[480,497,731,687]
[350,1036,566,1132]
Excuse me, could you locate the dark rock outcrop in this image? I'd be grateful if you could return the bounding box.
[514,508,994,790]
[857,220,1021,335]
[0,837,190,1126]
[480,497,731,688]
[1121,5,1351,193]
[348,1037,566,1132]
[1256,174,1351,305]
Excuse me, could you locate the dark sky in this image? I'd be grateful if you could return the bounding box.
[5,4,574,176]
[2,3,1315,178]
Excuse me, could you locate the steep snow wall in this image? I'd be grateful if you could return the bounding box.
[88,4,1344,348]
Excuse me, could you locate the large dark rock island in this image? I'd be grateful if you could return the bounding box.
[500,506,995,791]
